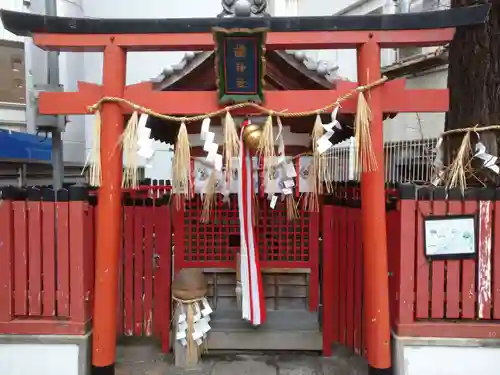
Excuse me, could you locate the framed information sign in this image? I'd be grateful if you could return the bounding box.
[423,215,477,260]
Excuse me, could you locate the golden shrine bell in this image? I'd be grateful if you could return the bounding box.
[242,124,262,152]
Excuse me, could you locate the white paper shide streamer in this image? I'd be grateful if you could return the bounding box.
[315,106,341,155]
[432,137,445,186]
[137,114,154,166]
[175,298,213,347]
[475,142,500,174]
[201,118,223,173]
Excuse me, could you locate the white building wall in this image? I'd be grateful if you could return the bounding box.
[0,0,27,132]
[0,0,25,42]
[81,0,220,179]
[331,0,448,141]
[1,0,87,164]
[383,67,448,142]
[57,0,87,164]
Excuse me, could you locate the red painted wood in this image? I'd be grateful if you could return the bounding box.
[415,201,431,319]
[0,199,14,322]
[116,209,124,336]
[88,205,96,312]
[156,204,172,353]
[338,203,347,346]
[397,321,500,339]
[430,200,446,319]
[13,201,28,316]
[34,28,454,52]
[308,211,320,311]
[477,201,493,320]
[56,200,70,318]
[41,201,56,317]
[346,205,356,350]
[462,201,478,319]
[321,205,335,357]
[27,199,42,316]
[173,201,185,274]
[92,44,126,368]
[357,40,391,369]
[134,203,145,336]
[143,206,154,336]
[331,204,341,343]
[69,200,88,323]
[386,208,399,326]
[493,200,500,319]
[39,81,449,116]
[123,205,135,336]
[0,320,87,335]
[445,201,461,319]
[353,206,363,355]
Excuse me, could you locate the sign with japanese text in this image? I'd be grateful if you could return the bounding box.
[213,28,266,104]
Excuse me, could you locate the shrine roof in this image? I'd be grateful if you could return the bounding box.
[151,50,339,90]
[144,48,357,147]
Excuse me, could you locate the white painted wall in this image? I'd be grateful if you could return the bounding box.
[0,0,25,42]
[1,0,87,163]
[383,67,447,142]
[402,345,500,375]
[0,103,26,132]
[0,343,79,375]
[81,0,221,178]
[331,0,448,142]
[57,0,87,164]
[0,0,27,133]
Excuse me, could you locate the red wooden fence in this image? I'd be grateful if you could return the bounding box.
[116,194,172,352]
[393,185,500,339]
[322,183,500,358]
[4,181,500,354]
[321,184,396,356]
[0,186,93,335]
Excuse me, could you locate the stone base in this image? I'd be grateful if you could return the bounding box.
[392,332,500,375]
[0,332,91,375]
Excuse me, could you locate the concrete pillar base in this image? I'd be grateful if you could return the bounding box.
[392,332,500,375]
[0,332,91,375]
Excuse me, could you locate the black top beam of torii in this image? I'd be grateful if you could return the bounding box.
[0,4,490,36]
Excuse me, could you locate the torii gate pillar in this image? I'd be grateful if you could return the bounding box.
[92,43,126,374]
[358,38,392,373]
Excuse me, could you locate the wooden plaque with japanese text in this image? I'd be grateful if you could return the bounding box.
[213,27,266,104]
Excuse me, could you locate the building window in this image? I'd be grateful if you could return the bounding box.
[0,40,25,104]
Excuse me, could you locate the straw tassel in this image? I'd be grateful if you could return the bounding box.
[306,114,324,212]
[285,194,299,221]
[354,92,377,173]
[173,121,191,209]
[223,112,240,182]
[121,111,140,188]
[258,114,275,179]
[83,110,102,187]
[445,131,473,194]
[185,303,198,366]
[200,170,217,223]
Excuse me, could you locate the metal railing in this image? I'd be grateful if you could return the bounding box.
[322,137,438,184]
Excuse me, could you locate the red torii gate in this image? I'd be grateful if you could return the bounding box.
[0,5,489,375]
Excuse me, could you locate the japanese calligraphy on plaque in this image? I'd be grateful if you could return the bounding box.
[213,28,266,104]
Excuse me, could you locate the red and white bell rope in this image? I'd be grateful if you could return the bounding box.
[237,121,266,326]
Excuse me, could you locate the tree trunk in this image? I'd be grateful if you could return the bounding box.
[445,1,500,185]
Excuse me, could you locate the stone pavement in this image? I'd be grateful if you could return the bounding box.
[116,345,368,375]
